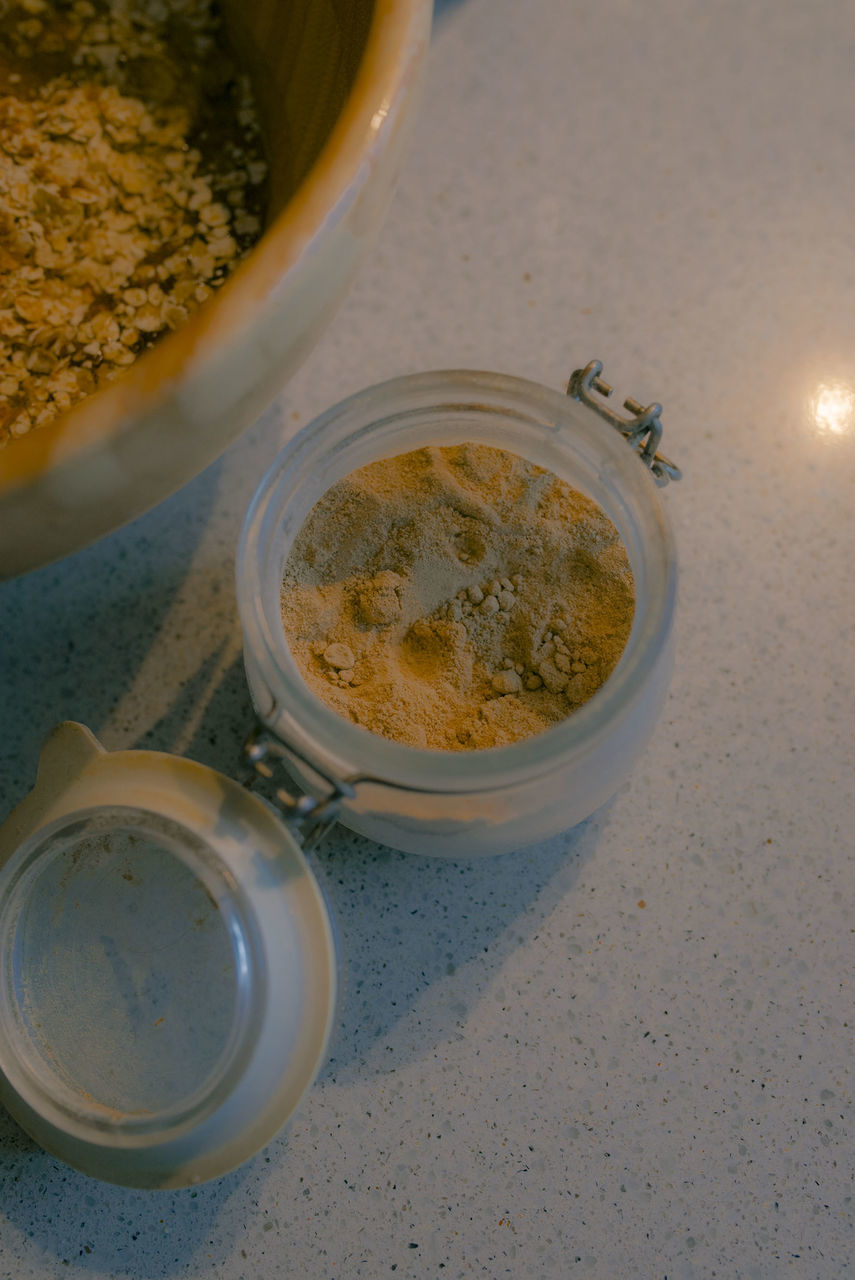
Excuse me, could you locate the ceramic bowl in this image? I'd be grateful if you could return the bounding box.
[0,0,431,577]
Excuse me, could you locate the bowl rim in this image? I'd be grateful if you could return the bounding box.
[0,0,432,500]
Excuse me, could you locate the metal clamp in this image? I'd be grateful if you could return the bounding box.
[567,359,681,485]
[243,724,356,850]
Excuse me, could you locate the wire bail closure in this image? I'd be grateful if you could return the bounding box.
[567,359,681,485]
[243,724,356,850]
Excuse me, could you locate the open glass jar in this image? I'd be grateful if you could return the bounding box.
[0,363,678,1186]
[237,368,678,858]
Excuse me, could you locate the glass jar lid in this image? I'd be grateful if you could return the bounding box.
[0,722,337,1188]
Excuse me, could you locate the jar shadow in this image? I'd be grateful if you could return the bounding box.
[165,652,610,1088]
[312,809,605,1085]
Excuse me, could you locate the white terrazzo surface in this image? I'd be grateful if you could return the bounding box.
[1,0,854,1275]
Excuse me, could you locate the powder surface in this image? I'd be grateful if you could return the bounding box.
[280,443,635,751]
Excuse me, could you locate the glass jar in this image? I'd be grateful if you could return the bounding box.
[237,369,677,857]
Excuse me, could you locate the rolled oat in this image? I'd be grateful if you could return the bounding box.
[0,0,267,446]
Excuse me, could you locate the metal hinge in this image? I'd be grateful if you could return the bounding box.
[243,724,356,851]
[567,359,681,485]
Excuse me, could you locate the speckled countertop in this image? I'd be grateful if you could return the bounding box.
[1,0,853,1275]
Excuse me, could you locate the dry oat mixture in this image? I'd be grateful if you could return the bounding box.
[281,443,635,751]
[0,0,267,446]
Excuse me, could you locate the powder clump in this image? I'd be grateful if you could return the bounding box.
[280,443,635,751]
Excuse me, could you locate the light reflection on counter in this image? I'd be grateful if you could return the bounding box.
[810,380,855,439]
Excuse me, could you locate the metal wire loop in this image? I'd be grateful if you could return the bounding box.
[567,359,681,486]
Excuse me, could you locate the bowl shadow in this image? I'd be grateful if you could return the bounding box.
[0,453,226,815]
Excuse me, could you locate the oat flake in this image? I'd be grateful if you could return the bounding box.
[0,0,267,446]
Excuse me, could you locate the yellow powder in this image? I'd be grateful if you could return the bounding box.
[280,443,634,750]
